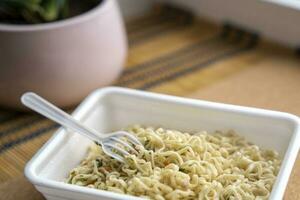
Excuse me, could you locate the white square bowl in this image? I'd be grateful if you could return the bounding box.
[25,87,300,200]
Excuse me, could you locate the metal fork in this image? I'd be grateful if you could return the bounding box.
[21,92,142,162]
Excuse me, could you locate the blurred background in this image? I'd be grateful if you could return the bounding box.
[0,0,299,199]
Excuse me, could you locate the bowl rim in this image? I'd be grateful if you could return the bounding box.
[0,0,113,32]
[24,87,300,200]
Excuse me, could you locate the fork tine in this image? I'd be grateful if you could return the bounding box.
[112,131,143,146]
[110,137,139,154]
[102,146,125,162]
[103,142,131,156]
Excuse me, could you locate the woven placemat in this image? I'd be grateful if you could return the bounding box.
[0,4,299,200]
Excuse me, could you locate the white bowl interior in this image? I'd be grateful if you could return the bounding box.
[27,88,299,200]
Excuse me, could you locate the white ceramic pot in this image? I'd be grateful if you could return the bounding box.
[0,0,127,109]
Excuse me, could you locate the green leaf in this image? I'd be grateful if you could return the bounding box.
[0,0,99,24]
[40,0,59,21]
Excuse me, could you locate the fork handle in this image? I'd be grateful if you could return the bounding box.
[21,92,104,141]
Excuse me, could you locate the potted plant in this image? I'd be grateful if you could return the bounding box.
[0,0,127,109]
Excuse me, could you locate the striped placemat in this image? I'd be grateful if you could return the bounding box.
[0,3,272,183]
